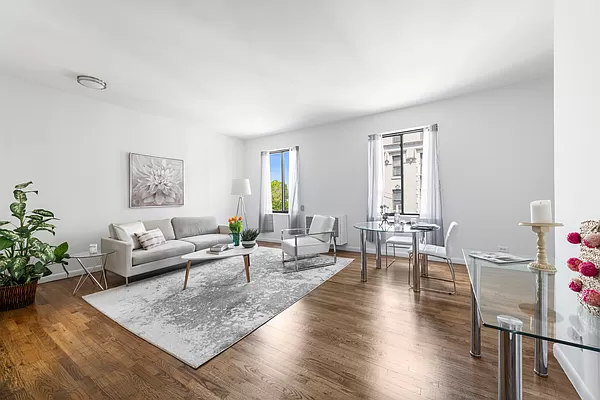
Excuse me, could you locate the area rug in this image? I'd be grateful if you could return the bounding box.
[83,246,353,368]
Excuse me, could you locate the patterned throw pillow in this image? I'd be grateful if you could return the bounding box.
[135,228,166,250]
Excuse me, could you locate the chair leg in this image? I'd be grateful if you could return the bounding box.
[386,244,399,269]
[295,254,298,272]
[332,237,337,264]
[408,251,412,286]
[385,243,388,268]
[447,258,457,295]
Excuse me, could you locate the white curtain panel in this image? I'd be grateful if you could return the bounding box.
[367,134,384,242]
[259,151,274,233]
[287,146,301,229]
[420,125,444,245]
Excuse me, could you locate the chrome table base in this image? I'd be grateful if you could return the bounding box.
[469,261,549,399]
[358,229,425,291]
[497,316,523,400]
[534,271,549,377]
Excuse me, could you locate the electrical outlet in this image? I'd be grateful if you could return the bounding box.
[498,246,509,253]
[300,205,305,212]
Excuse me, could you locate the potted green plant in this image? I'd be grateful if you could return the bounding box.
[241,228,259,248]
[0,181,70,311]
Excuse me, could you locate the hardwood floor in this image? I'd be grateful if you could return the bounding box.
[0,242,578,399]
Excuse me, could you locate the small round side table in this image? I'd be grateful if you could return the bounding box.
[71,250,114,295]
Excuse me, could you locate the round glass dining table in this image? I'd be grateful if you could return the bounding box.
[353,221,440,291]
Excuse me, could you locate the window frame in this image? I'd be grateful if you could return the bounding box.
[270,149,289,214]
[383,131,420,216]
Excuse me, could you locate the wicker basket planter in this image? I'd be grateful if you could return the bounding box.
[0,280,38,311]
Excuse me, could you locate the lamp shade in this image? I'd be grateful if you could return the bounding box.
[231,178,251,196]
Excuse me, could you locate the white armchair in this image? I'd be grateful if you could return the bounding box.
[281,215,337,271]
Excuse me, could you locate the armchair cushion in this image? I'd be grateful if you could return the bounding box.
[308,215,335,242]
[282,237,330,257]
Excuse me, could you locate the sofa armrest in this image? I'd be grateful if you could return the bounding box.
[218,225,230,234]
[101,237,133,278]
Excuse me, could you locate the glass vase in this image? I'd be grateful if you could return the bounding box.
[230,232,240,246]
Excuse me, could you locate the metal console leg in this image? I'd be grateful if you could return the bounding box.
[497,315,523,400]
[470,285,481,357]
[534,271,549,377]
[360,229,367,282]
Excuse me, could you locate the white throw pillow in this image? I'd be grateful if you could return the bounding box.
[135,228,166,250]
[113,221,145,249]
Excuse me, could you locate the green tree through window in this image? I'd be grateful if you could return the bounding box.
[270,151,289,212]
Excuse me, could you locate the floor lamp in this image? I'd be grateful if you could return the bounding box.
[231,178,251,229]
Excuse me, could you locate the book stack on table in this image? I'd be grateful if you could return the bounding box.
[207,244,233,255]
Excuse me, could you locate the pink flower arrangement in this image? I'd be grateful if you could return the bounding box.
[583,233,600,248]
[567,257,582,271]
[579,261,599,277]
[567,232,582,244]
[581,289,600,307]
[569,279,583,292]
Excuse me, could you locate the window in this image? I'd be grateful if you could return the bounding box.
[392,155,402,177]
[382,132,423,214]
[270,150,289,212]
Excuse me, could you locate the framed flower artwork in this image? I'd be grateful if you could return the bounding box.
[129,152,184,208]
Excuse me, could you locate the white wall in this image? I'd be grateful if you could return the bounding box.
[0,76,244,279]
[554,2,600,399]
[243,78,554,260]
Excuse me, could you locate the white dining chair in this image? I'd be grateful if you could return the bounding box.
[408,221,459,294]
[385,235,413,268]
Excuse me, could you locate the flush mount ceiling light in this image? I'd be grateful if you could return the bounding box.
[76,75,106,90]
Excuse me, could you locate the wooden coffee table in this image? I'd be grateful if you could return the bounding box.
[181,244,259,290]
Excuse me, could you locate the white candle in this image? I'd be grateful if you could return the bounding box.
[530,200,552,223]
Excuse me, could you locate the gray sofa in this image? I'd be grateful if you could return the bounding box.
[101,216,231,284]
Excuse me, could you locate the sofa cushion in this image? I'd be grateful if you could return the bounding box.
[172,217,218,239]
[132,240,195,266]
[179,234,232,250]
[135,228,167,250]
[112,221,146,250]
[143,218,176,241]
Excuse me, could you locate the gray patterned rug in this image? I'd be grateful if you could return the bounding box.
[83,246,353,368]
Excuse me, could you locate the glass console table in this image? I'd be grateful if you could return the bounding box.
[353,222,439,291]
[463,249,600,400]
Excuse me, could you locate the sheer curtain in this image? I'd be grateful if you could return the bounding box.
[287,146,301,229]
[259,151,274,233]
[420,124,444,245]
[367,134,384,242]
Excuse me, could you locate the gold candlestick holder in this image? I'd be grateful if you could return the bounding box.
[519,222,563,273]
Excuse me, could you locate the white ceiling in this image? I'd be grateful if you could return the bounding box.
[0,1,552,137]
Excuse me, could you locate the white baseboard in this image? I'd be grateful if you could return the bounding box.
[258,239,465,265]
[39,265,104,284]
[258,238,282,244]
[553,344,594,400]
